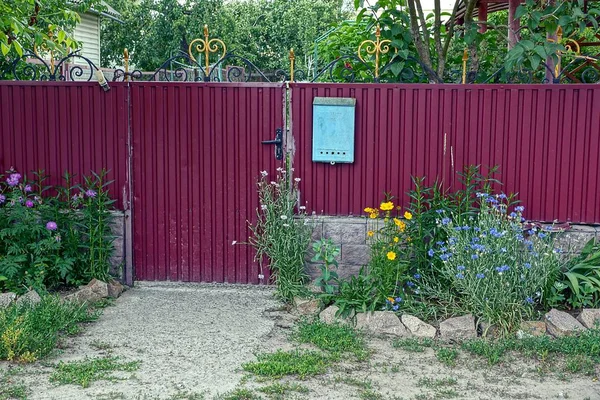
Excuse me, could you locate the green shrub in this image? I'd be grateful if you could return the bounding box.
[247,166,313,302]
[0,168,115,293]
[416,194,562,332]
[0,295,98,362]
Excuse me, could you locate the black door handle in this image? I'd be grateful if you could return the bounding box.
[262,128,283,160]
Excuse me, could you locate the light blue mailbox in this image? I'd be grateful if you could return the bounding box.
[312,97,356,163]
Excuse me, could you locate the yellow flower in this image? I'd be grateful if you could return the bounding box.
[384,217,389,223]
[364,207,374,213]
[380,201,394,211]
[393,218,401,226]
[367,230,374,237]
[404,211,413,220]
[369,212,378,219]
[387,251,397,261]
[393,237,399,243]
[387,297,395,304]
[397,221,406,232]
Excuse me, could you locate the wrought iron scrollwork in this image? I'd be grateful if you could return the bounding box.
[312,55,373,83]
[208,53,271,82]
[8,50,98,81]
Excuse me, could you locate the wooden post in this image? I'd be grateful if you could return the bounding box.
[508,0,521,49]
[478,1,488,33]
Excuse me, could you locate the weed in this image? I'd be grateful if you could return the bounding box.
[167,391,206,400]
[564,355,596,375]
[0,295,99,362]
[0,370,27,400]
[333,376,373,389]
[435,348,458,367]
[417,377,458,388]
[242,349,330,379]
[49,356,140,388]
[359,389,384,400]
[293,319,368,360]
[257,382,309,395]
[392,338,434,352]
[96,392,128,400]
[90,340,113,351]
[214,388,261,400]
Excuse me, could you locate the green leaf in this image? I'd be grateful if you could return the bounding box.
[515,5,528,19]
[58,30,66,43]
[520,40,535,51]
[13,40,22,57]
[0,42,9,56]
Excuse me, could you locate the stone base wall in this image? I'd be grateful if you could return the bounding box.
[306,216,600,280]
[109,210,130,283]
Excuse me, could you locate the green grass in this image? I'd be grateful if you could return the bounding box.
[392,338,434,352]
[417,377,458,388]
[435,348,459,367]
[293,319,369,360]
[49,356,140,388]
[0,295,99,362]
[257,382,309,396]
[214,388,262,400]
[358,389,384,400]
[0,370,27,400]
[242,349,331,379]
[462,329,600,368]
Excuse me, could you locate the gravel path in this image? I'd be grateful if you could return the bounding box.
[20,282,281,399]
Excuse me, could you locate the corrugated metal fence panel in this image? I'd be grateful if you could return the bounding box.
[0,82,129,209]
[291,84,600,223]
[130,82,283,283]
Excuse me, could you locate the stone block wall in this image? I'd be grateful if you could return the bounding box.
[109,210,129,283]
[306,216,600,280]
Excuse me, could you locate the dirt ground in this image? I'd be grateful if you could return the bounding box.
[2,283,600,400]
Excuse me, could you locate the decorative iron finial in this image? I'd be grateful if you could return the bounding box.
[289,49,295,82]
[358,23,391,79]
[188,24,227,76]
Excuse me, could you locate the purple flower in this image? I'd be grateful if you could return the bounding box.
[457,265,466,271]
[24,185,32,193]
[85,189,97,198]
[441,217,451,225]
[455,273,465,280]
[46,221,58,231]
[476,273,485,279]
[6,173,21,187]
[25,200,34,208]
[0,194,5,204]
[495,265,510,273]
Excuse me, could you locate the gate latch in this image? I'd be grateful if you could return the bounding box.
[261,128,283,160]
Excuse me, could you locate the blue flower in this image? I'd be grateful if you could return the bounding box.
[392,304,399,311]
[476,273,485,279]
[428,249,435,257]
[413,273,421,280]
[395,297,403,303]
[440,253,452,261]
[515,206,525,212]
[495,265,510,273]
[527,229,536,235]
[457,265,466,271]
[498,193,507,199]
[476,192,487,198]
[500,247,507,253]
[455,273,465,280]
[471,237,480,243]
[406,281,415,288]
[516,234,524,242]
[525,297,534,305]
[524,262,532,269]
[538,232,547,239]
[474,227,481,232]
[471,254,479,260]
[509,212,518,218]
[486,197,498,204]
[440,247,448,253]
[462,225,470,231]
[436,241,444,246]
[441,217,451,225]
[454,227,462,231]
[448,237,457,245]
[436,209,444,214]
[489,228,503,238]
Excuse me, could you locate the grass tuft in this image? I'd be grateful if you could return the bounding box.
[293,319,368,360]
[49,356,140,388]
[392,337,434,352]
[242,349,330,379]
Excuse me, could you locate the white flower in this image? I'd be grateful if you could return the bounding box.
[299,206,306,210]
[231,240,237,245]
[260,204,267,210]
[290,168,295,172]
[258,274,265,279]
[283,223,290,227]
[270,181,277,185]
[276,167,283,172]
[294,177,301,182]
[260,170,268,177]
[280,215,288,220]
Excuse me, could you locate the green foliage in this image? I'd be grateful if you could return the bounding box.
[331,267,378,317]
[293,319,368,360]
[102,0,350,72]
[462,329,600,370]
[311,238,340,294]
[0,295,98,362]
[391,337,434,352]
[550,238,600,309]
[417,194,562,333]
[0,369,27,400]
[0,0,100,60]
[0,169,115,294]
[257,382,309,396]
[50,356,140,388]
[242,349,330,379]
[435,347,459,367]
[215,389,261,400]
[248,167,313,302]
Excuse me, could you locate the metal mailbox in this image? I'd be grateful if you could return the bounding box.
[312,97,356,163]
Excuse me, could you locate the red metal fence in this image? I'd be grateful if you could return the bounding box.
[0,82,130,207]
[291,83,600,224]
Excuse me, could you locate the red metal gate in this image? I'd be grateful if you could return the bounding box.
[130,82,285,283]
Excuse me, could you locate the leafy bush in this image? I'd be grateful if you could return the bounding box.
[0,295,98,362]
[415,193,562,332]
[0,168,116,293]
[311,238,340,294]
[248,166,313,302]
[550,238,600,309]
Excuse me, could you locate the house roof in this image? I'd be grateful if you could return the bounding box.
[70,0,123,23]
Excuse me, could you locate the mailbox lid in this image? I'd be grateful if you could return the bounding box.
[312,97,356,163]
